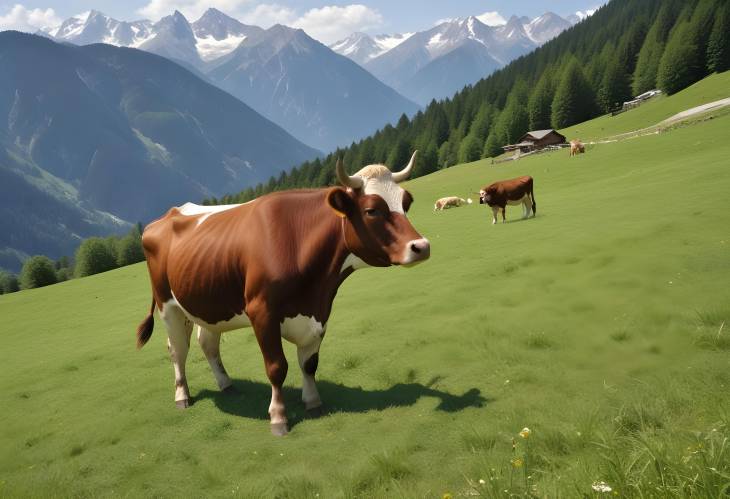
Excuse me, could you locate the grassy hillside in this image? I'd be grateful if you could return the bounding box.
[1,89,730,497]
[560,70,730,140]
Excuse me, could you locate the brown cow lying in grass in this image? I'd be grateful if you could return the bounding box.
[479,176,536,224]
[570,139,585,156]
[434,196,472,211]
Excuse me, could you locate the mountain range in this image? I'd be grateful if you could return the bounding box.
[333,13,573,104]
[0,31,317,271]
[41,8,419,152]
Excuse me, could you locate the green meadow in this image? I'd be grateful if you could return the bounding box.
[1,75,730,498]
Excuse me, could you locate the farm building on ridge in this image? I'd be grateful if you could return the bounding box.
[503,129,567,154]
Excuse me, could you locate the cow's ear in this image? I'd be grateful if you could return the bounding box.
[327,187,355,218]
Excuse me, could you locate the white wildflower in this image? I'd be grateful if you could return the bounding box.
[592,481,612,493]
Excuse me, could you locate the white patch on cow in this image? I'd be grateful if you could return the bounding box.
[280,314,325,347]
[341,253,370,274]
[177,201,251,227]
[169,292,252,333]
[353,166,405,214]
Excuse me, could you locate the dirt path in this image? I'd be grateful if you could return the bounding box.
[659,97,730,125]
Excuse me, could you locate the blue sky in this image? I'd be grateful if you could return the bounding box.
[0,1,600,43]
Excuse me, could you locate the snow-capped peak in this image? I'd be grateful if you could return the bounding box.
[329,31,413,65]
[524,11,572,44]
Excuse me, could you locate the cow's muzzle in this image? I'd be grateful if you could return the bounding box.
[400,238,431,267]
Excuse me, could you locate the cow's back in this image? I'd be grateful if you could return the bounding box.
[487,176,533,203]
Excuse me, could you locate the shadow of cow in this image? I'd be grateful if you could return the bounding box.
[195,377,489,428]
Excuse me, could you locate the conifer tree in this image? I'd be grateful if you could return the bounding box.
[414,144,439,177]
[528,71,554,130]
[598,55,632,113]
[707,1,730,73]
[657,20,702,95]
[551,59,595,128]
[633,2,677,95]
[483,131,503,158]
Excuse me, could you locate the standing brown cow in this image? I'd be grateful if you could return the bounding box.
[569,139,585,156]
[136,152,430,435]
[479,176,536,224]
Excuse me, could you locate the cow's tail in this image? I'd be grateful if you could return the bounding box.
[136,298,155,349]
[530,183,537,216]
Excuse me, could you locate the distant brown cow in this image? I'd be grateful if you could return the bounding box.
[479,176,536,224]
[569,139,585,156]
[434,196,473,211]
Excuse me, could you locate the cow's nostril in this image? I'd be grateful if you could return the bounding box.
[411,243,421,254]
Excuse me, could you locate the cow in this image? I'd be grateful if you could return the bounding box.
[136,152,430,436]
[479,176,536,224]
[569,139,585,156]
[434,196,473,211]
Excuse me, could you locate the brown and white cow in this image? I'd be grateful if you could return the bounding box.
[136,152,430,435]
[479,176,536,224]
[569,139,585,156]
[434,196,473,211]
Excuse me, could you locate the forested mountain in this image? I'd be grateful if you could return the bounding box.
[0,31,318,271]
[206,24,420,152]
[209,0,729,206]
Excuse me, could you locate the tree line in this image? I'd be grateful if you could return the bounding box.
[0,226,145,294]
[205,0,730,206]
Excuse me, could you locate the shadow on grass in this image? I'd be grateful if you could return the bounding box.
[195,377,489,428]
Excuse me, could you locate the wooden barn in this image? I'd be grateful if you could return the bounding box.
[503,129,567,154]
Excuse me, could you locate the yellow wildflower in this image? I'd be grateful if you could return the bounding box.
[519,427,532,439]
[511,457,524,468]
[442,493,452,499]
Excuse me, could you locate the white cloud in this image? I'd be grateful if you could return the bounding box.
[135,1,382,44]
[0,4,61,32]
[137,0,255,22]
[292,5,383,44]
[476,11,507,27]
[239,3,296,27]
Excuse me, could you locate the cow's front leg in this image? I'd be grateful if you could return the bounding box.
[491,206,499,224]
[297,335,323,414]
[251,310,289,436]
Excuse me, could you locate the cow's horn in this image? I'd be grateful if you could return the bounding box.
[391,150,417,183]
[335,158,363,189]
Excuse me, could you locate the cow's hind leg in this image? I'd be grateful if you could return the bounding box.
[160,305,193,408]
[297,335,324,414]
[522,196,531,219]
[197,326,233,392]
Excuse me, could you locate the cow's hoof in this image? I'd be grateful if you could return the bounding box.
[176,399,192,409]
[271,423,289,436]
[222,385,238,395]
[306,406,324,418]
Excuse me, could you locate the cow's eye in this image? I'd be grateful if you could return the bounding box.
[364,208,380,217]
